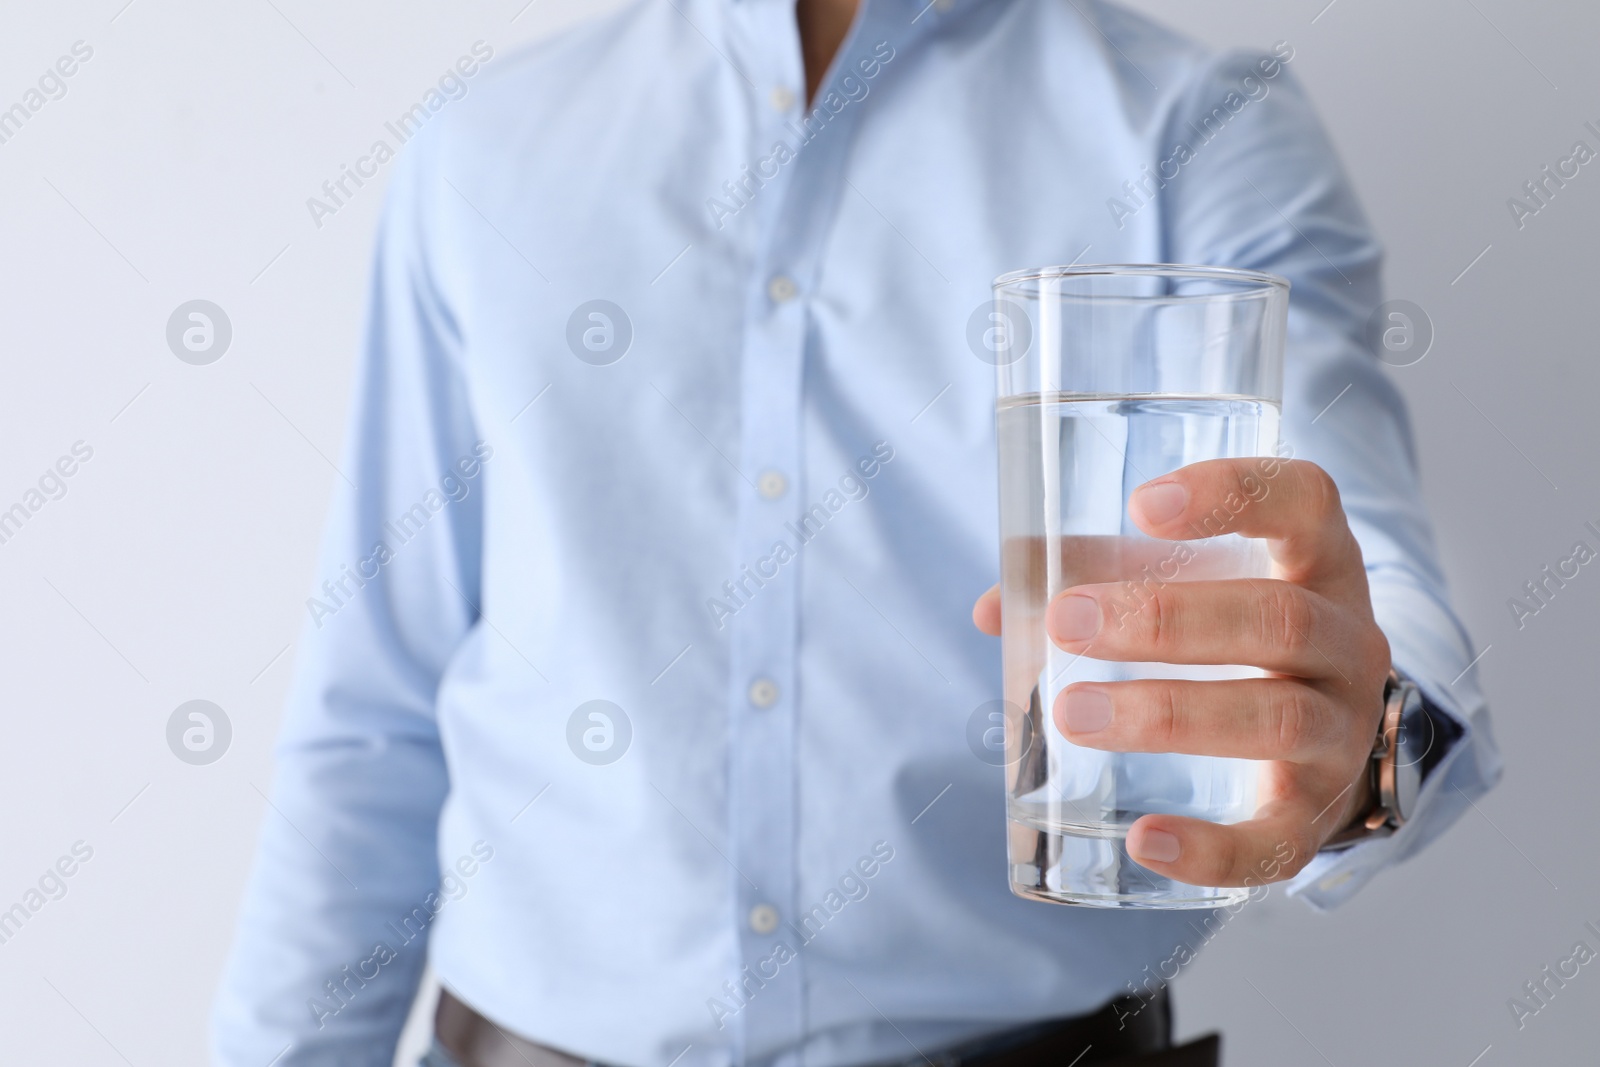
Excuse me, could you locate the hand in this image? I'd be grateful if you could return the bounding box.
[971,458,1391,887]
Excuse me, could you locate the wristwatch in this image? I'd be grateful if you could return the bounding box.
[1321,669,1427,851]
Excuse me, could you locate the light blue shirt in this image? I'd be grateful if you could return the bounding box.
[212,1,1502,1064]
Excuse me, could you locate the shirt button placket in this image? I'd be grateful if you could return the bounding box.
[724,1,810,1055]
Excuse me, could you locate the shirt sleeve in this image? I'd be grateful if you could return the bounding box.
[1156,48,1504,908]
[210,133,482,1065]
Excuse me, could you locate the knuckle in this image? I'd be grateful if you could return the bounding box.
[1258,583,1316,657]
[1270,686,1327,757]
[1148,589,1174,647]
[1212,832,1245,885]
[1148,684,1182,749]
[1273,835,1314,880]
[1228,465,1259,507]
[1130,585,1178,650]
[1299,462,1343,522]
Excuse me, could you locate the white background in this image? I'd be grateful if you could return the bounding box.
[0,0,1593,1064]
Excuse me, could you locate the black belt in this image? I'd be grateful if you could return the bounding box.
[435,987,1220,1067]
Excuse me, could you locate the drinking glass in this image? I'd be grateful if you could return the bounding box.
[990,264,1289,909]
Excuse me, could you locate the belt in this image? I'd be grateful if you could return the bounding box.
[434,987,1220,1067]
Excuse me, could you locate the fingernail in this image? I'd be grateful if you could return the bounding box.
[1133,828,1182,864]
[1062,689,1113,733]
[1049,595,1101,643]
[1134,481,1188,525]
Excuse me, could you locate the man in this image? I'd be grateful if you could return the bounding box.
[213,0,1501,1064]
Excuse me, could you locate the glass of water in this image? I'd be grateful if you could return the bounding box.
[990,264,1289,909]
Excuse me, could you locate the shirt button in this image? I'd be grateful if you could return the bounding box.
[748,678,780,708]
[748,903,780,935]
[768,275,798,304]
[757,470,788,499]
[769,86,795,112]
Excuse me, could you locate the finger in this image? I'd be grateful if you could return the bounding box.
[1047,577,1358,679]
[972,584,1001,636]
[1125,798,1322,887]
[1127,458,1362,594]
[1055,677,1347,763]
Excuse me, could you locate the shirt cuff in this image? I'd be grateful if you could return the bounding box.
[1287,680,1459,908]
[1285,576,1501,909]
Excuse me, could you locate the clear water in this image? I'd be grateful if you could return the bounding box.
[995,393,1280,906]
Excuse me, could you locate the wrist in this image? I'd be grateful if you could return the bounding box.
[1322,669,1424,852]
[1329,755,1376,844]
